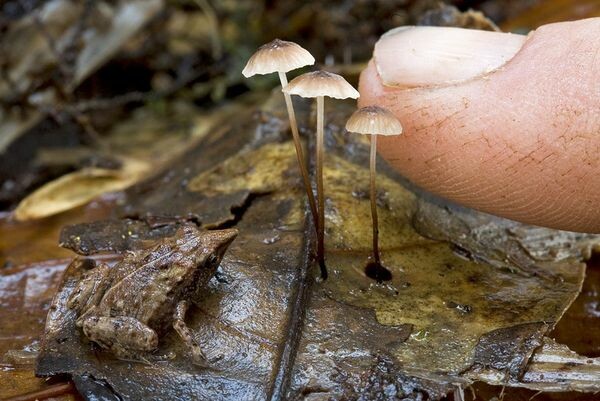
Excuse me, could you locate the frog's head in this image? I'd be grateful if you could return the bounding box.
[199,228,238,264]
[177,225,238,272]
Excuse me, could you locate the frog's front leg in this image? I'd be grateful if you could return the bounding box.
[82,315,158,358]
[67,260,112,315]
[173,300,208,366]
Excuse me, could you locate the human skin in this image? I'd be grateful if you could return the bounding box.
[358,18,600,233]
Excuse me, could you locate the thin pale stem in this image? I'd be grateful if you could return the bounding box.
[370,135,380,265]
[316,96,327,279]
[278,71,319,234]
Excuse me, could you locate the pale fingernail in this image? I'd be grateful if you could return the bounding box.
[374,26,527,88]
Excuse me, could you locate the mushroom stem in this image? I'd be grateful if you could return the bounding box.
[278,72,319,234]
[370,135,381,265]
[316,95,327,279]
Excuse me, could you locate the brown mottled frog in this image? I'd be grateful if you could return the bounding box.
[66,224,237,365]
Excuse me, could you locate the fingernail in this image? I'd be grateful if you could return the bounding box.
[374,26,527,88]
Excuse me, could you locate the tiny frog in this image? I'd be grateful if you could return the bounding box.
[67,224,237,365]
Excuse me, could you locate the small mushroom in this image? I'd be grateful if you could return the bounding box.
[284,71,360,279]
[345,106,402,279]
[242,39,319,232]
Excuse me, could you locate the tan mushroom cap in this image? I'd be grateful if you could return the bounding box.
[283,71,360,100]
[345,106,403,136]
[242,39,315,77]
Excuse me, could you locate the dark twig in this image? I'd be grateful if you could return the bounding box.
[2,382,75,401]
[28,5,70,80]
[193,0,222,60]
[0,46,19,95]
[65,91,151,113]
[61,0,96,77]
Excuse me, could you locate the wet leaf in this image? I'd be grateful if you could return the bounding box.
[30,95,600,400]
[59,219,180,256]
[37,147,309,400]
[286,102,600,398]
[188,141,298,195]
[14,157,148,221]
[0,259,75,400]
[481,337,600,392]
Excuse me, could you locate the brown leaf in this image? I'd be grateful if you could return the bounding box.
[14,158,148,221]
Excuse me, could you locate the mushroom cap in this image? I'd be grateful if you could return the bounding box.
[345,106,403,136]
[283,71,360,100]
[242,39,315,77]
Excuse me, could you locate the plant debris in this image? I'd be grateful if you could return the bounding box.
[33,94,600,401]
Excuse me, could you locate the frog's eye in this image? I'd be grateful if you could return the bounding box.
[206,254,218,266]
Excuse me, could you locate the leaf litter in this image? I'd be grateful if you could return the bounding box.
[30,95,600,400]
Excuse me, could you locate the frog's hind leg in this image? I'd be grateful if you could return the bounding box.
[82,315,158,359]
[173,300,208,366]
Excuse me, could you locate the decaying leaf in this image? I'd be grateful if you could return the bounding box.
[37,139,309,400]
[56,97,298,256]
[33,94,600,400]
[84,92,290,229]
[188,142,298,195]
[523,338,600,392]
[0,259,74,400]
[14,157,148,221]
[286,103,599,398]
[72,0,164,87]
[476,337,600,392]
[58,219,180,256]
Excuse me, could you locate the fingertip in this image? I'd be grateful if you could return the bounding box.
[358,59,385,109]
[355,19,600,232]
